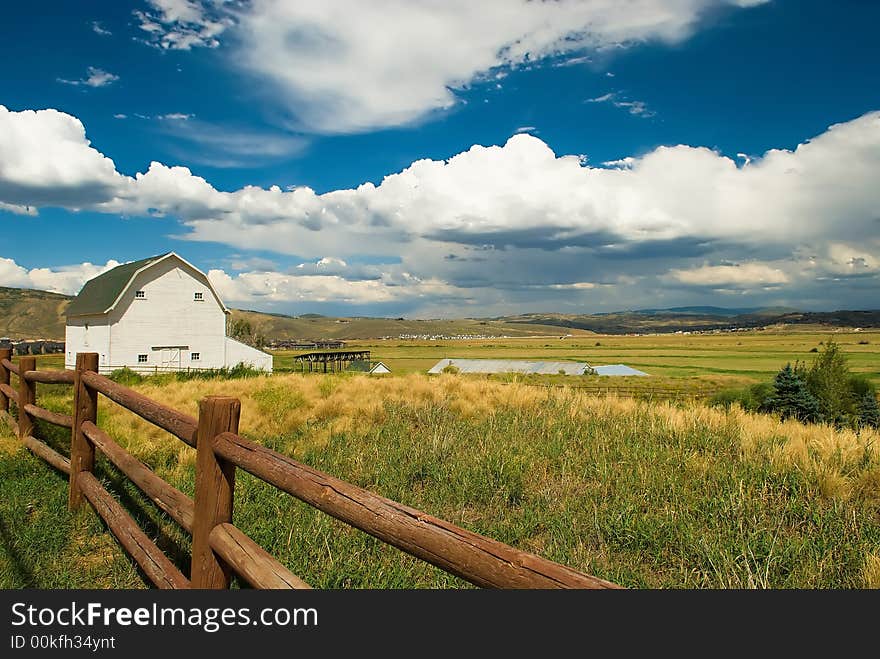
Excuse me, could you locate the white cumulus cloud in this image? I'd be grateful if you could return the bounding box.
[207,268,459,306]
[0,257,121,295]
[668,262,790,287]
[0,106,125,207]
[2,103,879,312]
[3,105,879,258]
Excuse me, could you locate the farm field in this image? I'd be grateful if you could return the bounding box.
[2,366,880,589]
[29,328,880,400]
[273,327,880,387]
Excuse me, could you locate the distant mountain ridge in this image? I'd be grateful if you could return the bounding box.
[0,286,877,340]
[497,308,880,334]
[619,306,800,317]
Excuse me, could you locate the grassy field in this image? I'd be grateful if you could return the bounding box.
[28,327,880,403]
[273,327,880,386]
[2,365,880,589]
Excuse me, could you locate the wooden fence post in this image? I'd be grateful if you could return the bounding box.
[0,347,10,413]
[191,396,240,588]
[17,356,36,439]
[69,352,99,511]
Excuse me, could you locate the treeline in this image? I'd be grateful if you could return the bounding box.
[712,338,879,429]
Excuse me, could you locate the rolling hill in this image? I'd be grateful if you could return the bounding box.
[0,287,69,339]
[228,310,593,340]
[496,309,880,335]
[1,286,877,341]
[0,287,592,340]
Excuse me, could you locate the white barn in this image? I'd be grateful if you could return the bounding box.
[64,252,272,374]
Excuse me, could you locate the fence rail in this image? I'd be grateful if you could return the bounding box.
[0,347,619,590]
[514,382,722,399]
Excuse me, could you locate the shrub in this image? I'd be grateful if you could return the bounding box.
[227,318,266,349]
[441,363,460,374]
[805,339,857,427]
[745,382,775,412]
[759,340,877,429]
[849,375,877,399]
[710,381,775,412]
[108,367,144,386]
[708,388,743,410]
[850,376,879,430]
[856,392,880,429]
[170,363,264,382]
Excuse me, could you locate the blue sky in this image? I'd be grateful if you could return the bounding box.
[1,0,879,316]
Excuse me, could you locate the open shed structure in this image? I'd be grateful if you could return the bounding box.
[292,350,371,373]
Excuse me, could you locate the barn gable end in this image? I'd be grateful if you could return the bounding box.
[64,253,271,373]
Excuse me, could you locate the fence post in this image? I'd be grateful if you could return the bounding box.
[17,356,36,439]
[191,396,240,588]
[69,352,99,511]
[0,347,10,413]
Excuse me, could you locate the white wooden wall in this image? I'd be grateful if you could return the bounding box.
[225,337,274,371]
[65,315,111,370]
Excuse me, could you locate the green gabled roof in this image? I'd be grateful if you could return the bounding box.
[66,253,170,317]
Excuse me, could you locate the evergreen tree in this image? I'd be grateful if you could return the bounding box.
[848,376,877,430]
[856,391,880,429]
[767,363,820,423]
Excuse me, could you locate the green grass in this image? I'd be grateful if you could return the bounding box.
[274,328,880,387]
[0,421,144,588]
[2,368,879,589]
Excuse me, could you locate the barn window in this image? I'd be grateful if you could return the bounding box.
[194,292,203,301]
[137,354,148,363]
[135,290,145,299]
[191,352,200,361]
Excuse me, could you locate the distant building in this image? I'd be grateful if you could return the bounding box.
[369,362,391,374]
[427,358,648,376]
[65,252,272,373]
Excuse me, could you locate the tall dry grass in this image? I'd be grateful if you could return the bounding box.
[11,372,880,588]
[99,372,880,485]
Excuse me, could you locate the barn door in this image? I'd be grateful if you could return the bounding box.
[159,348,181,370]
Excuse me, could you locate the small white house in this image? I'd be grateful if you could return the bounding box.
[65,252,273,374]
[369,361,391,374]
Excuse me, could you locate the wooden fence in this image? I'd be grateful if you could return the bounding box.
[525,384,722,399]
[490,379,721,400]
[0,349,619,590]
